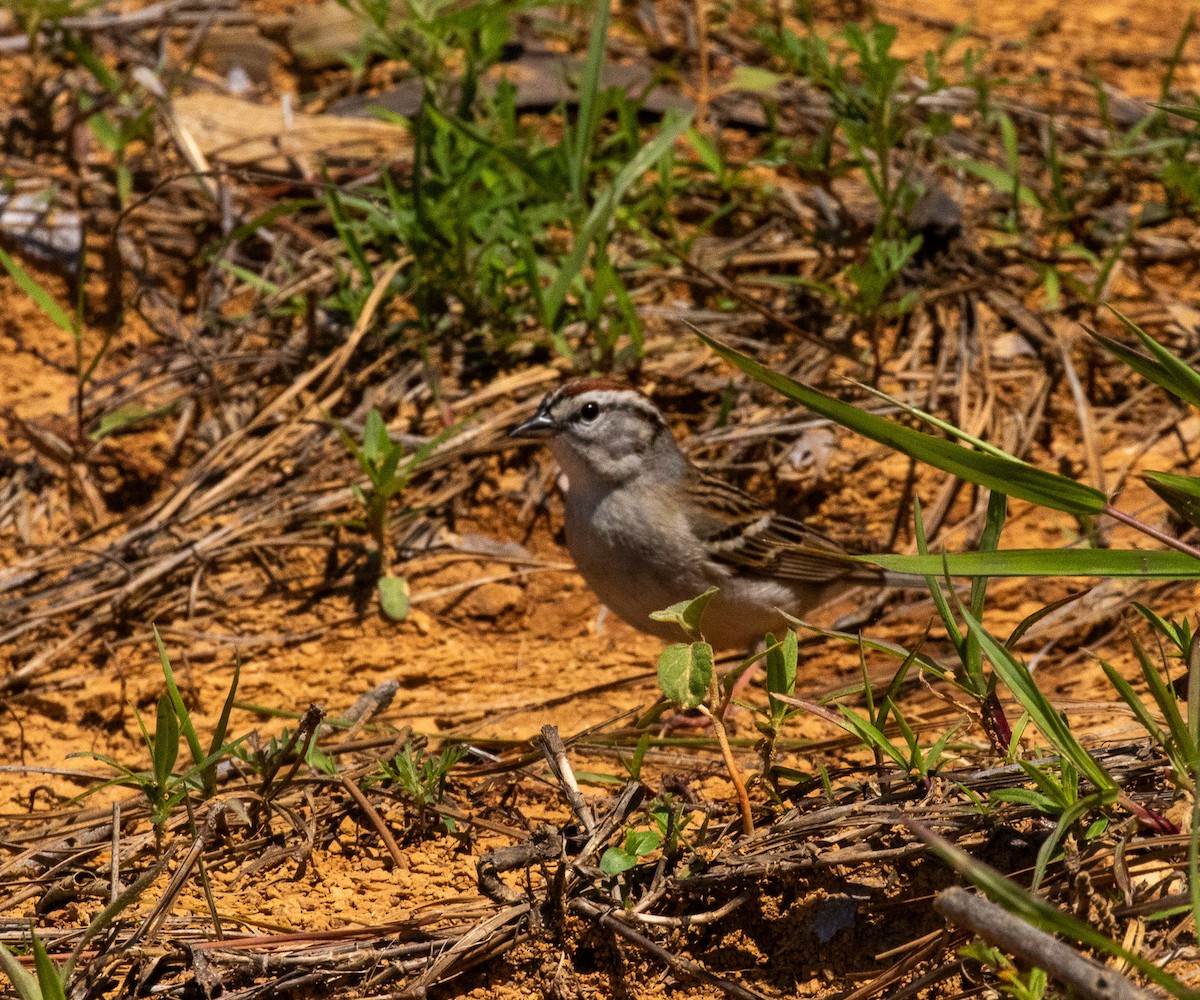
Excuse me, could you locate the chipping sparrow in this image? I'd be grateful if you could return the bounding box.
[512,378,898,650]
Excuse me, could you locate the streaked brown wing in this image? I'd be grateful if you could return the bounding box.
[685,473,885,585]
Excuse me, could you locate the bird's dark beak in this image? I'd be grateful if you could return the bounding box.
[510,411,557,439]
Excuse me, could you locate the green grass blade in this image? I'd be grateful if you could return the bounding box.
[837,705,909,770]
[914,497,963,651]
[782,612,948,677]
[847,379,1028,461]
[699,332,1106,515]
[1144,471,1200,530]
[0,938,42,1000]
[544,110,691,326]
[202,657,242,796]
[1100,658,1170,750]
[31,932,65,1000]
[154,627,204,771]
[1188,638,1200,762]
[1005,591,1087,649]
[957,603,1117,795]
[963,492,1006,689]
[569,0,612,199]
[0,246,77,335]
[1090,308,1200,408]
[1131,632,1195,772]
[1030,792,1104,891]
[863,548,1200,578]
[152,695,179,791]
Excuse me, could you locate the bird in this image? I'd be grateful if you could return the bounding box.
[511,377,901,650]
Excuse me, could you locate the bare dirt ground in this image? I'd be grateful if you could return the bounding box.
[4,0,1200,997]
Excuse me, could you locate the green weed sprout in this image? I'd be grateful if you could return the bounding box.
[334,409,453,620]
[651,587,754,835]
[373,740,467,832]
[600,828,661,878]
[70,629,243,825]
[0,928,66,1000]
[959,940,1048,1000]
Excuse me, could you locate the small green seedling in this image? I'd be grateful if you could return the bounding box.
[600,828,662,877]
[648,797,703,860]
[374,740,467,832]
[0,927,66,1000]
[334,409,454,620]
[959,940,1048,1000]
[650,587,754,836]
[70,629,245,826]
[650,586,723,709]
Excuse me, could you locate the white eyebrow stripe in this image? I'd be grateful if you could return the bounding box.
[551,387,665,424]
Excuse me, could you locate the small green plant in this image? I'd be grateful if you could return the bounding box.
[760,18,944,319]
[317,1,689,366]
[336,0,514,114]
[334,409,453,620]
[64,36,155,208]
[960,940,1049,1000]
[1101,612,1199,794]
[0,928,66,1000]
[651,587,754,835]
[752,629,800,790]
[374,739,467,831]
[990,756,1111,889]
[599,827,661,877]
[836,645,965,785]
[71,629,244,824]
[648,796,703,859]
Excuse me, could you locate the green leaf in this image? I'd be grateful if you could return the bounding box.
[624,829,662,857]
[544,109,692,327]
[378,575,410,621]
[1101,659,1171,762]
[657,642,713,711]
[837,705,909,769]
[730,66,786,93]
[862,548,1200,578]
[765,630,798,715]
[1030,791,1108,890]
[649,586,719,640]
[626,732,651,781]
[32,931,65,1000]
[154,626,204,773]
[0,938,44,1000]
[1005,591,1087,649]
[1144,471,1200,529]
[686,127,724,178]
[1089,309,1200,409]
[567,0,612,199]
[956,604,1117,795]
[0,245,77,336]
[90,403,172,442]
[698,333,1106,516]
[208,656,241,764]
[599,847,638,876]
[362,409,389,466]
[948,156,1043,208]
[1155,102,1200,123]
[152,695,179,790]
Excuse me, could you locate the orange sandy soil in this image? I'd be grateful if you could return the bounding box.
[3,1,1200,998]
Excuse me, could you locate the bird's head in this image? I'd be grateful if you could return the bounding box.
[511,378,685,486]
